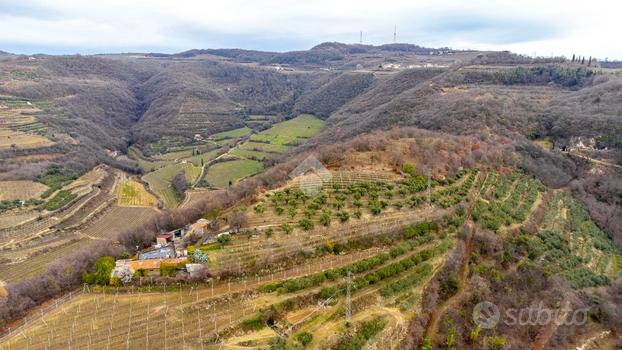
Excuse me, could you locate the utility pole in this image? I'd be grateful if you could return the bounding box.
[393,24,397,43]
[427,171,432,206]
[345,272,352,326]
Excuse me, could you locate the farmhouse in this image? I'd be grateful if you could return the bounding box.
[138,245,176,260]
[126,258,187,275]
[189,218,211,235]
[156,233,174,246]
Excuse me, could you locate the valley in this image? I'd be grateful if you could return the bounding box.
[0,43,621,349]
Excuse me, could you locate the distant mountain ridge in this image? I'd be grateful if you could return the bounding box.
[165,42,455,64]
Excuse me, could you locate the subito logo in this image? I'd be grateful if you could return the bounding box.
[472,301,500,329]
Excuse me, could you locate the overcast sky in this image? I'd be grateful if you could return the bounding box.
[0,0,620,59]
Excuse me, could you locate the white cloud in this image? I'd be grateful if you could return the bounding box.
[0,0,620,59]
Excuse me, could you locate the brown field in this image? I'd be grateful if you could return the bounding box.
[0,180,48,200]
[81,205,158,239]
[0,238,91,283]
[116,180,157,207]
[0,129,53,149]
[0,209,39,230]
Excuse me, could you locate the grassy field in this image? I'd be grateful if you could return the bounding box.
[43,190,77,211]
[0,181,48,200]
[534,137,554,151]
[0,129,53,149]
[203,160,264,188]
[128,146,171,173]
[229,147,271,160]
[227,114,325,162]
[143,163,202,208]
[239,141,290,154]
[249,114,324,145]
[116,180,157,207]
[209,126,252,141]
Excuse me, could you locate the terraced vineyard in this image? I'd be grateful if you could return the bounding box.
[203,169,478,273]
[116,180,157,207]
[0,96,53,150]
[530,193,622,286]
[0,238,91,283]
[0,222,454,350]
[2,169,620,350]
[0,181,48,200]
[472,172,545,232]
[0,205,157,283]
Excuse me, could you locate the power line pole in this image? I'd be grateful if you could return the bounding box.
[427,171,431,206]
[393,24,397,43]
[345,272,352,326]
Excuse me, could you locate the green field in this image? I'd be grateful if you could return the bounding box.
[203,160,264,188]
[186,149,220,166]
[143,163,202,208]
[210,127,252,141]
[249,114,324,145]
[229,148,271,160]
[239,141,290,153]
[229,115,325,162]
[128,146,171,173]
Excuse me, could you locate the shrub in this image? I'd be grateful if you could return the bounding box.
[403,163,414,175]
[299,218,314,230]
[369,201,382,215]
[353,209,362,218]
[281,223,293,234]
[217,234,231,246]
[254,204,265,214]
[82,256,115,286]
[160,262,182,277]
[337,318,387,350]
[319,210,332,226]
[337,211,350,222]
[404,220,438,239]
[296,332,313,347]
[242,313,265,330]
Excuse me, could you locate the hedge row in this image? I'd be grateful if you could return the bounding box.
[259,233,435,294]
[337,317,387,350]
[379,263,433,297]
[319,241,451,299]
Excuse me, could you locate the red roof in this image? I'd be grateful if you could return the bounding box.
[157,233,173,239]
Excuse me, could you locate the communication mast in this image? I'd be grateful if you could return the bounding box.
[393,24,397,43]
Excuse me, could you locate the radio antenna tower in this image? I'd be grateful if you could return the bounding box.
[359,30,363,45]
[345,272,352,325]
[393,24,397,43]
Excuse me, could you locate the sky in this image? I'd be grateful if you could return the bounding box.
[0,0,620,60]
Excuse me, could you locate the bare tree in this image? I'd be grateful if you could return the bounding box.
[171,171,188,199]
